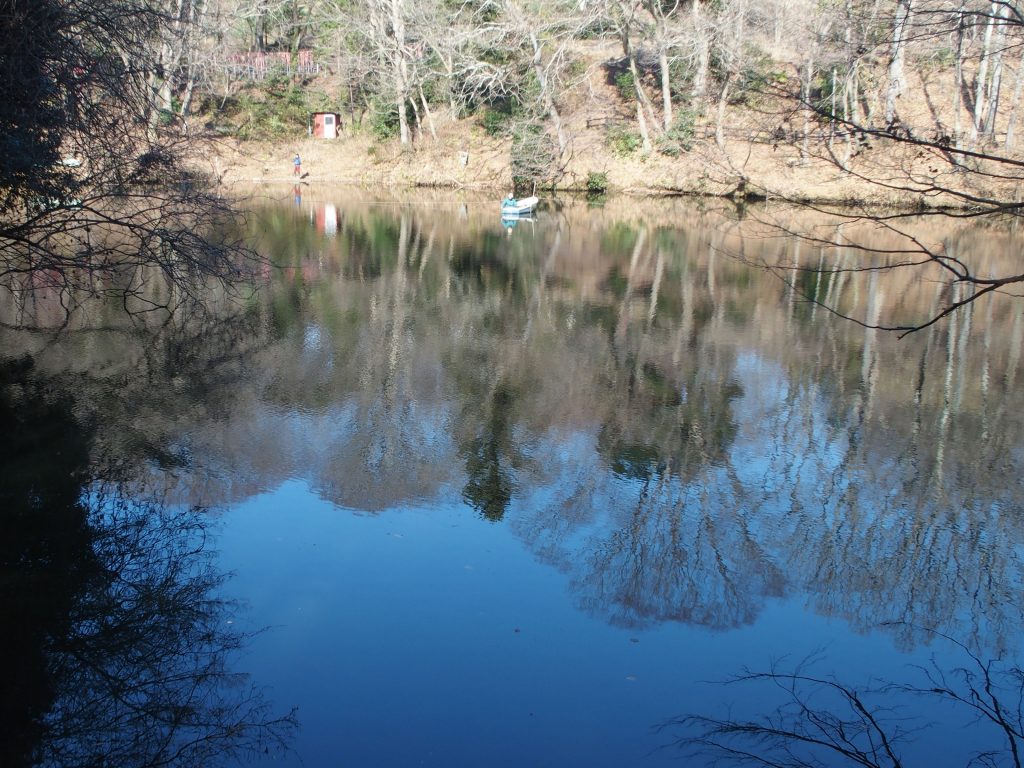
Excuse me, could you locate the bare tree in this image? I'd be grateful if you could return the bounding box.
[0,0,259,319]
[603,0,660,151]
[704,1,1024,334]
[667,630,1024,768]
[643,0,684,132]
[378,0,413,146]
[327,0,440,147]
[885,0,916,125]
[479,0,591,158]
[232,0,315,51]
[686,0,714,103]
[713,0,751,147]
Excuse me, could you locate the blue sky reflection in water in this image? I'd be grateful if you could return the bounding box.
[4,189,1024,767]
[219,483,966,768]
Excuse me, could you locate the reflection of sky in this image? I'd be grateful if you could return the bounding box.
[185,309,1024,646]
[731,350,849,486]
[209,338,1024,765]
[218,481,981,768]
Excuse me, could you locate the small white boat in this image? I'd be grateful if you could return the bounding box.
[501,195,538,216]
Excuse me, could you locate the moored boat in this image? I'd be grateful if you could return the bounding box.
[500,195,538,216]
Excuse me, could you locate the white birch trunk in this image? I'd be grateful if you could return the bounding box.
[970,2,998,145]
[690,0,709,101]
[884,0,914,126]
[982,2,1008,139]
[387,0,411,147]
[714,0,745,148]
[629,50,659,148]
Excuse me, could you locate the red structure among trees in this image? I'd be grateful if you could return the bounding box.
[227,50,319,80]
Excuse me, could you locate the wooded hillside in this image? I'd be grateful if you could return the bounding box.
[142,1,1024,197]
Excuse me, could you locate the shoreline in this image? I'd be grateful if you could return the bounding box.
[199,132,1012,212]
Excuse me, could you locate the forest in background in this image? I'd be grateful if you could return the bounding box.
[147,1,1024,195]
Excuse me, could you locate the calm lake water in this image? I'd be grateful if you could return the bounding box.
[4,188,1024,767]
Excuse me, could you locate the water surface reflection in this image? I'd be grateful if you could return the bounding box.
[0,352,295,768]
[251,190,1024,649]
[3,188,1023,765]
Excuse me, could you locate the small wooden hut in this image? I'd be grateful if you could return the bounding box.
[311,112,341,139]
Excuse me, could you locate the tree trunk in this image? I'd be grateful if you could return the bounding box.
[829,67,838,149]
[714,0,746,148]
[629,51,653,151]
[884,0,914,126]
[1004,45,1024,149]
[177,0,208,135]
[497,0,571,157]
[801,54,815,163]
[841,0,860,166]
[953,1,965,148]
[970,1,998,145]
[145,0,189,139]
[715,75,731,148]
[660,49,673,131]
[389,0,411,147]
[442,53,457,112]
[179,75,196,134]
[691,0,709,102]
[408,91,421,139]
[419,87,437,141]
[982,2,1008,139]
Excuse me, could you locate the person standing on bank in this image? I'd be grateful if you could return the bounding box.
[293,153,301,177]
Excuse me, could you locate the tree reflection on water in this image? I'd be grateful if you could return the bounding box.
[5,193,1024,763]
[0,357,295,767]
[166,197,1024,651]
[667,628,1024,768]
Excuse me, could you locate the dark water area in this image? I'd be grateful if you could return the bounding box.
[3,188,1024,767]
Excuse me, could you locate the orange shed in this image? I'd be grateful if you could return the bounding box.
[311,112,341,139]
